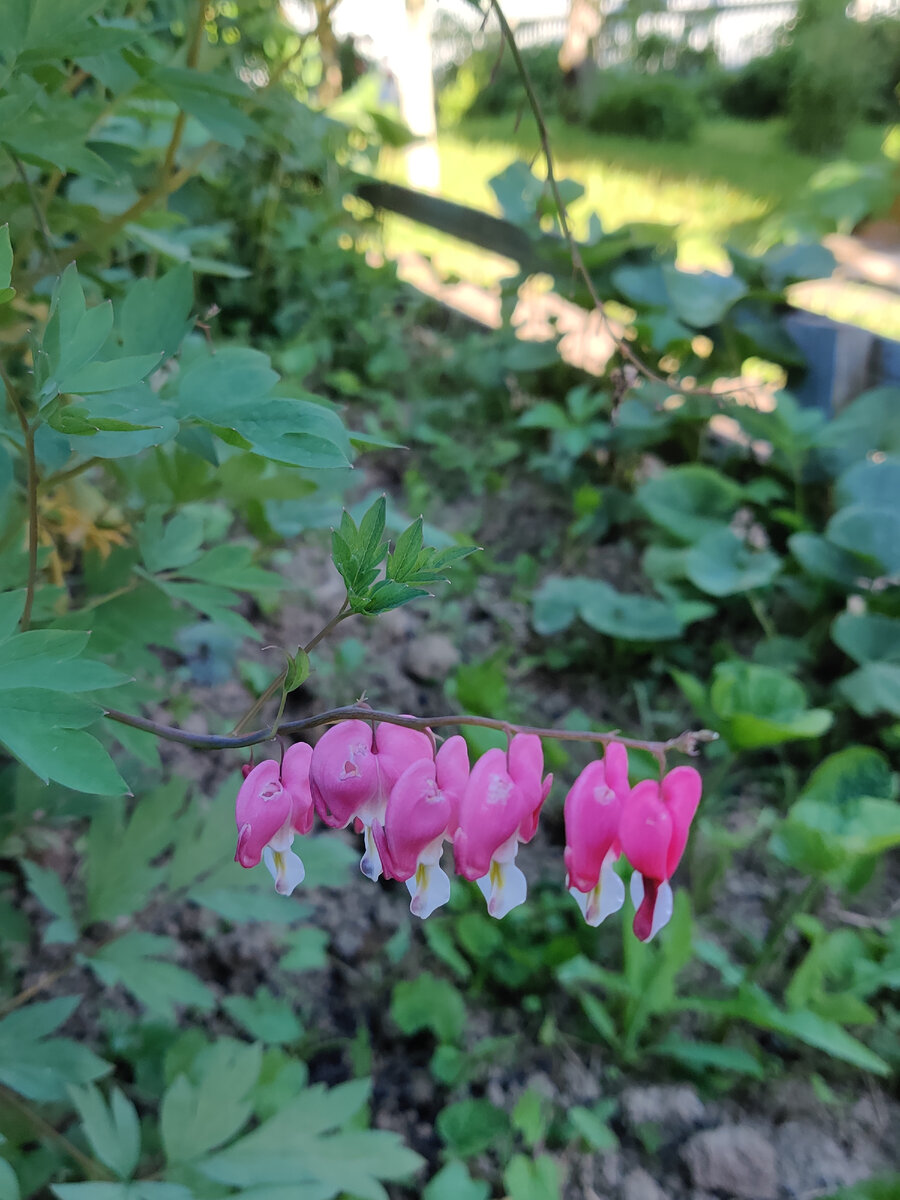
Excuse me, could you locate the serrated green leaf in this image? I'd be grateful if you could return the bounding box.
[86,782,187,920]
[200,1077,422,1193]
[0,997,81,1047]
[0,998,111,1103]
[387,516,424,581]
[86,932,216,1020]
[391,973,466,1043]
[437,1099,509,1158]
[222,990,303,1046]
[0,694,128,794]
[137,509,205,574]
[69,1086,141,1179]
[120,264,193,359]
[0,629,128,691]
[503,1153,561,1200]
[22,860,77,944]
[161,1040,262,1163]
[356,495,388,569]
[362,580,429,614]
[424,1162,489,1200]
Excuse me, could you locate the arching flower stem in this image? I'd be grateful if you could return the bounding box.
[103,702,717,761]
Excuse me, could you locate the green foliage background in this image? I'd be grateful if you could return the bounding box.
[0,1,898,1198]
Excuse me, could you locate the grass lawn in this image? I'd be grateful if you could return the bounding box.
[377,114,889,279]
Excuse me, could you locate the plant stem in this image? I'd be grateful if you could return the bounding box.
[41,456,102,491]
[160,0,207,181]
[105,700,717,758]
[65,145,216,261]
[748,592,776,641]
[745,877,825,987]
[487,0,752,402]
[230,601,352,736]
[1,365,39,631]
[0,1084,114,1180]
[10,153,61,274]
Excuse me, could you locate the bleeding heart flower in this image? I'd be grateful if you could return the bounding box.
[234,741,315,896]
[563,741,630,927]
[359,722,434,881]
[373,761,449,919]
[453,746,535,919]
[618,765,702,941]
[373,734,468,918]
[310,719,435,882]
[310,720,379,830]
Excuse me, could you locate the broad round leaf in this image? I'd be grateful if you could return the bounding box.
[636,467,742,543]
[685,528,781,596]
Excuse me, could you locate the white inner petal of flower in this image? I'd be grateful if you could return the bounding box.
[406,860,451,919]
[570,850,625,926]
[477,854,527,919]
[359,823,383,881]
[263,845,306,896]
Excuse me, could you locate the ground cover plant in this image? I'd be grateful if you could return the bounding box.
[1,2,899,1199]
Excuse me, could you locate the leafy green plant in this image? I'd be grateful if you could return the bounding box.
[586,72,703,141]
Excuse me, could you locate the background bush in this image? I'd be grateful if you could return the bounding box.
[787,0,886,153]
[586,72,703,141]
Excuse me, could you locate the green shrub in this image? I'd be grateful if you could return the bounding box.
[860,15,900,121]
[441,41,566,123]
[787,0,883,154]
[586,73,702,141]
[714,45,796,120]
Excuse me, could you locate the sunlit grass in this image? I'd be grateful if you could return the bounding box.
[376,116,888,289]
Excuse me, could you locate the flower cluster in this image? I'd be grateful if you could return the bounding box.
[234,721,701,940]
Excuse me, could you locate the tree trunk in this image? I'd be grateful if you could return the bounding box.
[395,0,440,192]
[314,0,343,106]
[558,0,601,75]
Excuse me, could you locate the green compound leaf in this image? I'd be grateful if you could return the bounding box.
[69,1085,141,1180]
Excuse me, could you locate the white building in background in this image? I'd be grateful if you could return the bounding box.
[285,0,900,71]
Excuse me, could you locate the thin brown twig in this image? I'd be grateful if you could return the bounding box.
[105,700,717,759]
[65,144,216,261]
[487,0,754,402]
[10,153,62,274]
[0,1084,114,1180]
[230,601,353,736]
[41,456,103,491]
[62,67,90,96]
[160,0,207,181]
